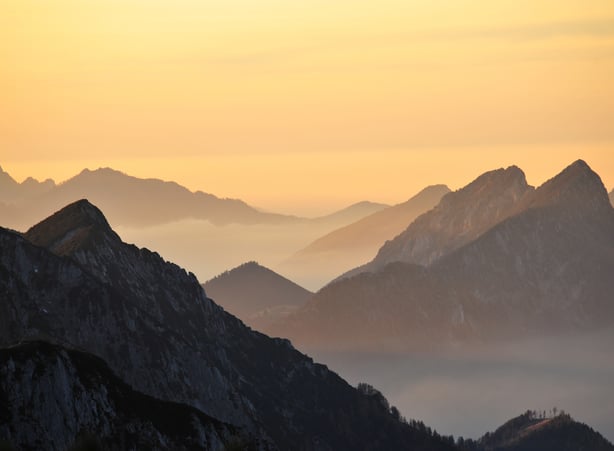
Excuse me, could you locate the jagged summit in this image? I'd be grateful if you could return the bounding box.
[439,165,528,208]
[523,159,610,213]
[367,165,532,270]
[24,199,120,256]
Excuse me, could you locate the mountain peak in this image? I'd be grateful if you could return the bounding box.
[466,165,526,191]
[436,165,529,212]
[526,159,610,212]
[24,199,119,256]
[366,165,532,270]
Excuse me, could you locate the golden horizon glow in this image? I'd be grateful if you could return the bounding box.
[2,0,614,215]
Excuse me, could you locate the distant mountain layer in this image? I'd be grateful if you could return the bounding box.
[203,262,313,331]
[0,166,55,203]
[0,167,298,229]
[0,199,456,450]
[0,341,239,450]
[310,200,389,225]
[460,411,614,451]
[281,185,450,289]
[0,166,385,231]
[269,160,614,351]
[610,188,614,207]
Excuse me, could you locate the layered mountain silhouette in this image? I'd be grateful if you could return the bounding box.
[281,185,450,288]
[269,160,614,351]
[0,165,56,204]
[1,167,297,229]
[0,166,385,231]
[0,200,458,450]
[460,410,614,451]
[203,262,313,331]
[609,188,614,207]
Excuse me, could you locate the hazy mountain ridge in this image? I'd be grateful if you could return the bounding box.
[0,340,240,451]
[0,200,457,450]
[0,165,56,205]
[0,166,389,232]
[309,200,389,224]
[609,188,614,207]
[270,160,614,350]
[296,187,448,254]
[204,262,313,331]
[281,185,450,288]
[1,167,299,229]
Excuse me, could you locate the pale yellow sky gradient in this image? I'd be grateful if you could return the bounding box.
[2,0,613,215]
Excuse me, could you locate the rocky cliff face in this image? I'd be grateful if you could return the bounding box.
[353,166,532,276]
[271,161,614,351]
[0,201,457,450]
[0,341,237,451]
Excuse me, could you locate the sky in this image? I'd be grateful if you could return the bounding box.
[2,0,614,215]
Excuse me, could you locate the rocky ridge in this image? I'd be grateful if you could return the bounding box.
[0,200,457,450]
[270,161,614,351]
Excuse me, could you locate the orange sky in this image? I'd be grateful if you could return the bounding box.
[2,1,614,215]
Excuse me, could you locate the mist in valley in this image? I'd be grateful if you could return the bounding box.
[115,219,357,289]
[308,330,614,443]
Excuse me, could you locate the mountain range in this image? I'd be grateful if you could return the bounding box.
[269,160,614,351]
[281,185,450,288]
[0,166,385,231]
[0,199,458,450]
[2,161,613,449]
[203,261,313,331]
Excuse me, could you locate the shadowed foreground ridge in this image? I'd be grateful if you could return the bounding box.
[0,200,458,450]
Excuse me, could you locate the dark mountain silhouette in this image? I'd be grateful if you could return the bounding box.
[609,188,614,207]
[281,185,450,288]
[341,167,532,280]
[203,262,313,331]
[0,199,458,450]
[0,341,242,450]
[269,160,614,351]
[459,410,614,451]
